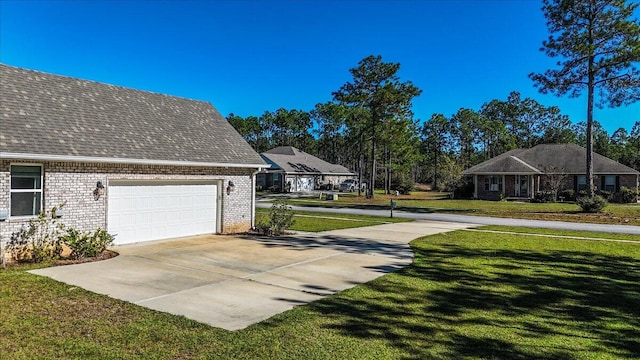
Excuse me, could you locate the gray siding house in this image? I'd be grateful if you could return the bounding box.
[0,64,267,245]
[463,143,639,201]
[258,146,355,192]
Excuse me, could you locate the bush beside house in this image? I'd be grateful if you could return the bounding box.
[3,205,115,265]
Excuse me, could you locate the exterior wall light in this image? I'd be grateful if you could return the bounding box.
[0,208,7,221]
[226,180,235,195]
[94,180,105,200]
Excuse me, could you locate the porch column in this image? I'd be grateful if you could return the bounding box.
[474,175,478,199]
[529,175,534,199]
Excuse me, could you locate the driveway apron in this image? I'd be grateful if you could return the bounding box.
[30,220,476,330]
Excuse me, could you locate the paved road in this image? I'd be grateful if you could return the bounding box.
[256,202,640,235]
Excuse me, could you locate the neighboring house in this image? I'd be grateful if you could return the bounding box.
[258,146,355,192]
[0,64,268,245]
[463,143,639,201]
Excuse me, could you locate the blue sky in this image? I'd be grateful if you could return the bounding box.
[1,0,638,134]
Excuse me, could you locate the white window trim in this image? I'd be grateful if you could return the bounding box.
[10,163,44,218]
[488,176,503,192]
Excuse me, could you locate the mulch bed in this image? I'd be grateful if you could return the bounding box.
[54,250,119,266]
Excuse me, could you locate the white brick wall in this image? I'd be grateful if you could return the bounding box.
[0,160,257,240]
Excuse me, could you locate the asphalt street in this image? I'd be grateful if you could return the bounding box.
[256,201,640,236]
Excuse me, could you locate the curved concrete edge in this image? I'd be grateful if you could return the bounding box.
[29,221,476,330]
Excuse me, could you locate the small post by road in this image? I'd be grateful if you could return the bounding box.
[390,199,396,218]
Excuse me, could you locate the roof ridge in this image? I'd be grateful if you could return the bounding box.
[509,155,542,173]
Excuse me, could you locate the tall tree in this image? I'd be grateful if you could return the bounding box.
[451,108,482,168]
[610,127,629,163]
[421,114,451,189]
[479,99,518,156]
[574,120,613,157]
[530,0,640,196]
[540,116,578,144]
[628,121,640,171]
[333,55,421,198]
[311,102,348,165]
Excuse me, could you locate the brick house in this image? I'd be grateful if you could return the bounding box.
[258,146,355,192]
[463,143,639,201]
[0,64,267,245]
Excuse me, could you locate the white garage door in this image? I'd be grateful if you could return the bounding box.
[108,181,218,245]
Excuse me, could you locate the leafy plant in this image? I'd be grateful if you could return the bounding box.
[255,200,295,236]
[453,181,474,199]
[577,195,607,213]
[558,189,575,201]
[61,227,114,259]
[392,175,414,195]
[612,186,639,204]
[532,191,556,203]
[438,156,464,198]
[5,206,65,263]
[596,190,613,201]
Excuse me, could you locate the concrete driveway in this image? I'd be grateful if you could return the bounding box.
[31,220,476,330]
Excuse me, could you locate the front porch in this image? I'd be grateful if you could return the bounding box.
[473,174,540,201]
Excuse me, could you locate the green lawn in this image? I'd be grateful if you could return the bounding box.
[1,227,638,359]
[283,191,640,226]
[256,207,410,232]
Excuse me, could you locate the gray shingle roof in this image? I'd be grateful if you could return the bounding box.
[463,143,639,175]
[262,146,355,175]
[0,64,266,167]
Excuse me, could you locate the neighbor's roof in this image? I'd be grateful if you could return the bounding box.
[0,64,266,168]
[463,143,639,175]
[261,146,355,175]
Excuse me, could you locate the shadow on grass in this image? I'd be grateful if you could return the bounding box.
[305,242,640,359]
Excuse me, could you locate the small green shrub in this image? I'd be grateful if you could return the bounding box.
[558,189,575,201]
[576,195,607,213]
[256,200,295,236]
[453,181,474,199]
[61,227,114,259]
[532,191,556,203]
[6,206,65,263]
[597,190,613,201]
[392,176,415,195]
[612,186,639,204]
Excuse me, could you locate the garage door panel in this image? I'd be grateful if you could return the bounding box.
[108,183,218,245]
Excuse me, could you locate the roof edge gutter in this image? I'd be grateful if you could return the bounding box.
[0,152,270,169]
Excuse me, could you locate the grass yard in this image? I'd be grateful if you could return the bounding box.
[255,207,410,232]
[1,227,638,359]
[284,190,640,226]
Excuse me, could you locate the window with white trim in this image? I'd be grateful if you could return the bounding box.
[10,165,43,217]
[484,176,503,192]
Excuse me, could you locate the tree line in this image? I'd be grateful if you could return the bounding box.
[228,0,640,199]
[228,59,639,193]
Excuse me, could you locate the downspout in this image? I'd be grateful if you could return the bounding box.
[251,166,266,230]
